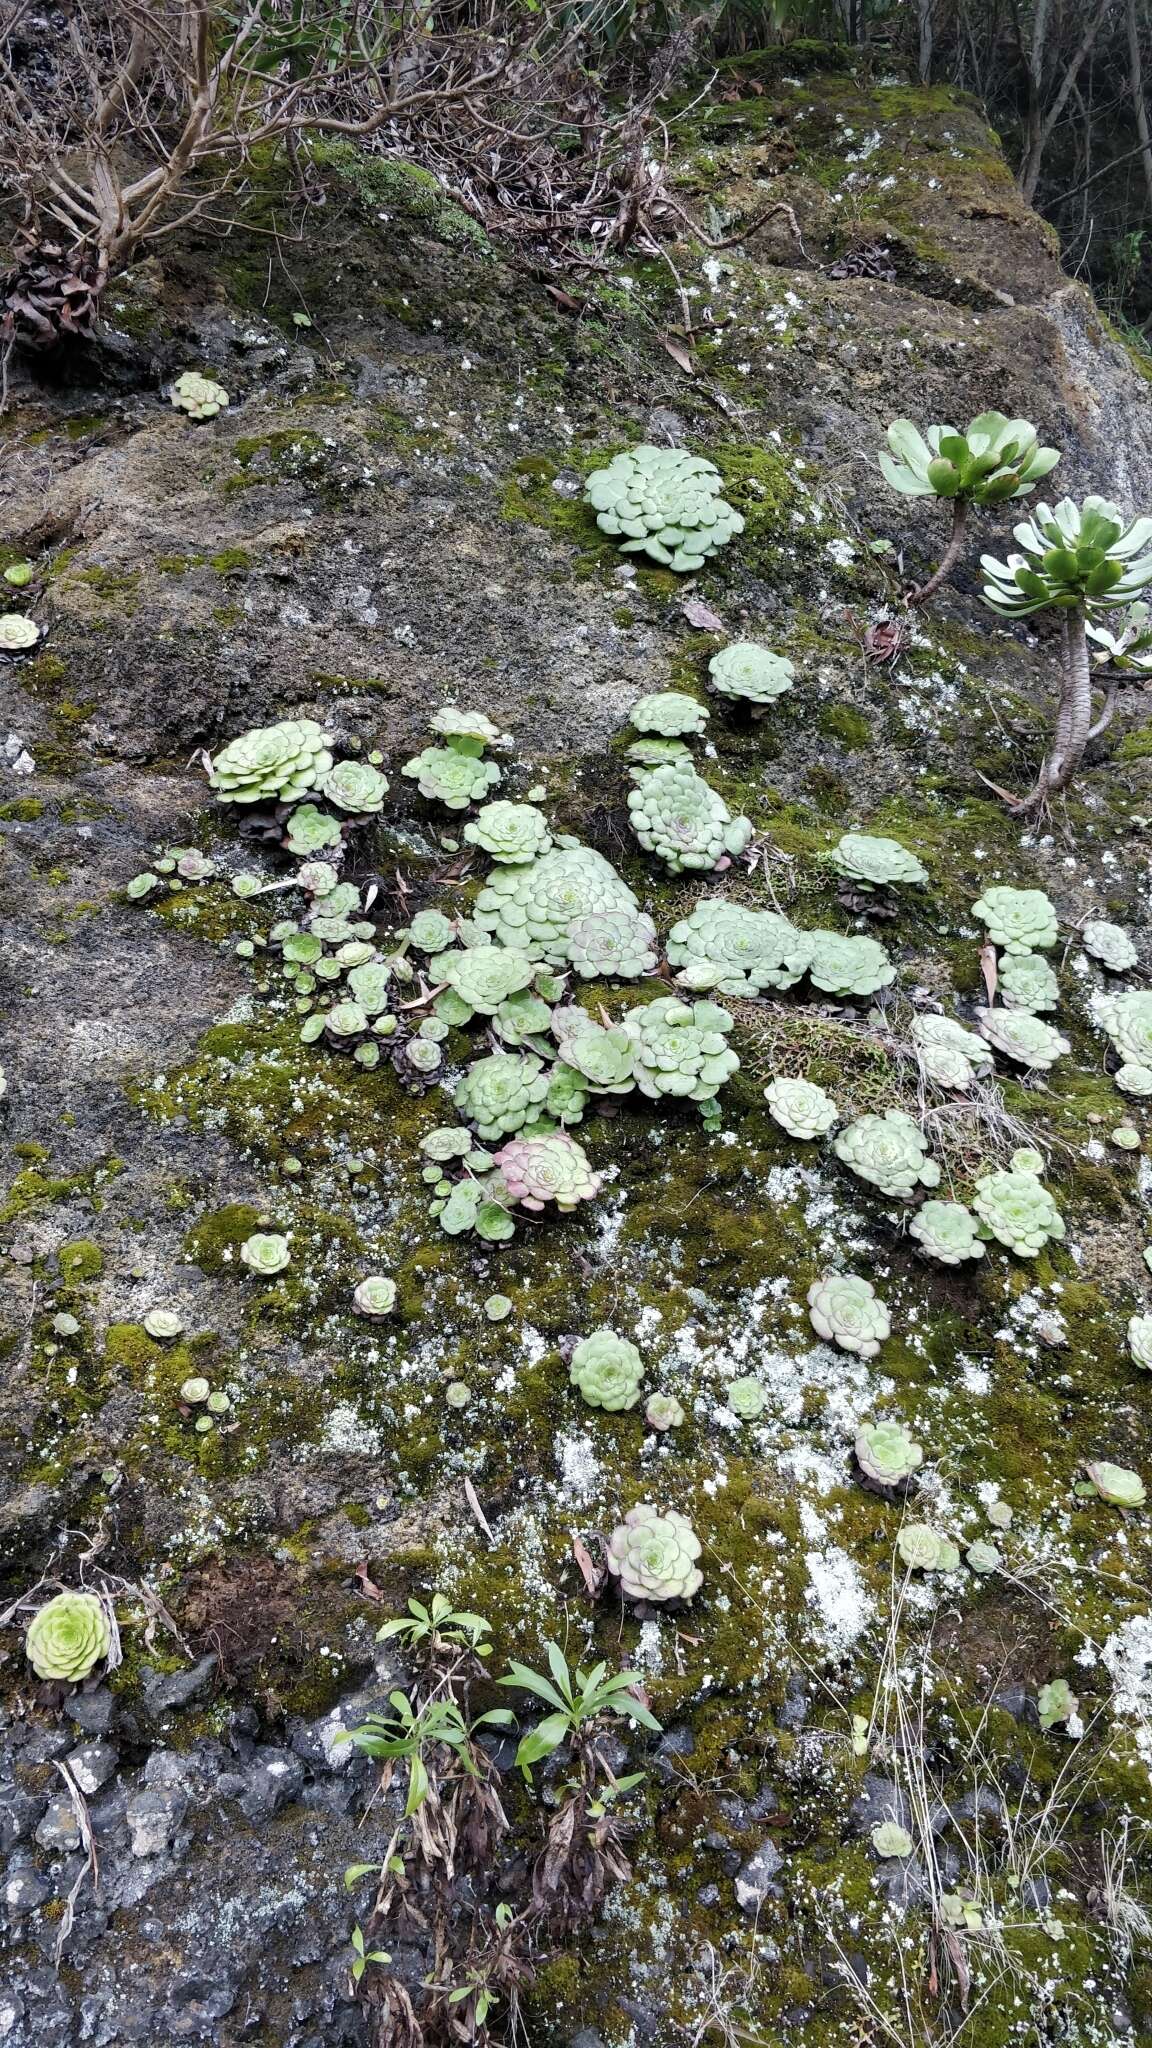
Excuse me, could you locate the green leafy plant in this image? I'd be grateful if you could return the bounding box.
[763,1075,839,1139]
[908,1199,984,1266]
[567,906,660,980]
[973,885,1058,953]
[855,1419,923,1485]
[492,1130,601,1213]
[806,928,895,997]
[1082,919,1137,972]
[833,1110,939,1199]
[207,718,333,805]
[624,995,739,1108]
[606,1503,703,1602]
[629,689,709,737]
[463,800,552,863]
[454,1052,551,1140]
[498,1641,659,1777]
[402,744,501,809]
[997,951,1060,1013]
[972,1166,1065,1255]
[475,845,639,965]
[830,832,927,890]
[976,1007,1070,1072]
[375,1594,493,1659]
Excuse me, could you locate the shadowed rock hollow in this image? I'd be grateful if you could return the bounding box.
[3,50,1152,2048]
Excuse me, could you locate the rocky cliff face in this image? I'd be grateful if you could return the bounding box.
[2,51,1152,2048]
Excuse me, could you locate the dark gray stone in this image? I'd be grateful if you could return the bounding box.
[34,1795,82,1853]
[125,1786,188,1857]
[4,1861,52,1914]
[846,1773,910,1837]
[63,1687,116,1735]
[65,1741,119,1795]
[734,1836,785,1912]
[777,1673,809,1732]
[0,1782,46,1852]
[140,1654,218,1715]
[238,1748,306,1823]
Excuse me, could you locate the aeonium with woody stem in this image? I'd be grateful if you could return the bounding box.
[878,411,1060,605]
[980,495,1152,807]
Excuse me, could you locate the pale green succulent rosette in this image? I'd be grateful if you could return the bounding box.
[855,1419,923,1484]
[624,996,739,1106]
[284,804,344,857]
[240,1231,292,1275]
[1116,1063,1152,1097]
[908,1200,984,1266]
[402,745,501,809]
[585,445,743,572]
[1037,1678,1078,1730]
[428,705,510,751]
[763,1076,838,1139]
[208,718,334,805]
[972,885,1058,953]
[552,1011,636,1094]
[606,1504,703,1602]
[627,761,752,873]
[0,613,42,651]
[171,369,230,418]
[1094,989,1152,1066]
[896,1523,959,1571]
[352,1276,396,1319]
[463,801,553,863]
[726,1375,767,1419]
[981,495,1152,616]
[570,1329,644,1411]
[1128,1314,1152,1370]
[25,1590,111,1682]
[493,1131,601,1213]
[630,690,709,737]
[996,951,1060,1013]
[319,760,389,814]
[972,1168,1065,1255]
[707,642,795,706]
[454,1052,551,1140]
[976,1007,1069,1072]
[475,846,638,965]
[438,945,536,1015]
[667,899,810,996]
[1082,919,1138,972]
[1084,1460,1145,1507]
[830,832,927,890]
[568,906,659,980]
[910,1013,991,1091]
[807,929,895,997]
[833,1110,939,1199]
[808,1273,890,1357]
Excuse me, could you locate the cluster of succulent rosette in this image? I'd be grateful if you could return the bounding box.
[402,706,509,810]
[170,369,230,419]
[667,898,895,1001]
